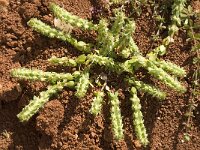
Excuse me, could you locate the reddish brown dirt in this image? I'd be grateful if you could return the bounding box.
[0,0,200,150]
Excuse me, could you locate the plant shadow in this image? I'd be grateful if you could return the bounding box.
[0,100,39,150]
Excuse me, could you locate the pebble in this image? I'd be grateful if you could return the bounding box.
[133,140,142,148]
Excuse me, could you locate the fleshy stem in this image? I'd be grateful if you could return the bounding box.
[87,54,123,73]
[48,56,77,67]
[154,60,186,77]
[49,3,98,30]
[97,19,109,44]
[115,21,139,58]
[111,9,126,37]
[127,77,166,100]
[87,53,185,93]
[130,87,149,146]
[108,91,124,140]
[11,68,74,83]
[49,54,87,67]
[90,91,104,116]
[146,60,186,93]
[75,71,90,98]
[28,18,92,53]
[116,21,136,48]
[17,80,75,122]
[123,55,186,93]
[97,19,116,57]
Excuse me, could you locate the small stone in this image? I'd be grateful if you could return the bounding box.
[26,47,31,51]
[91,131,96,138]
[58,142,63,147]
[134,140,142,148]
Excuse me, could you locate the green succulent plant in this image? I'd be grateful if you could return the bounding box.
[11,3,187,146]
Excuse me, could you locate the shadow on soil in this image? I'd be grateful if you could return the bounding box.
[0,100,39,150]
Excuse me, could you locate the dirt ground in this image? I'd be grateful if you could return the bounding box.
[0,0,200,149]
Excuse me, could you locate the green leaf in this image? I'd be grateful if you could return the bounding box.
[192,43,200,51]
[183,133,191,142]
[187,31,194,39]
[193,57,200,64]
[187,5,193,14]
[194,34,200,40]
[76,54,87,64]
[193,23,200,29]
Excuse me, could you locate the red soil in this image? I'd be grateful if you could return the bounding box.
[0,0,199,149]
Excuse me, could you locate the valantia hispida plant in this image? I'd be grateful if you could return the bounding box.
[11,3,187,146]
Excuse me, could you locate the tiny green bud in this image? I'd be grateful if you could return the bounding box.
[75,54,87,64]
